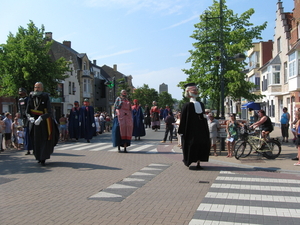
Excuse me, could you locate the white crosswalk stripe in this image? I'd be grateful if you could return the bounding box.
[55,142,168,154]
[189,171,300,225]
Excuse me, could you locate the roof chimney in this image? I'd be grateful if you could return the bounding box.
[63,41,71,48]
[45,32,52,40]
[93,60,97,65]
[113,64,117,71]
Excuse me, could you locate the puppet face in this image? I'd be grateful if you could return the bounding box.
[74,102,79,107]
[83,101,90,107]
[121,90,127,97]
[133,99,138,105]
[188,86,198,98]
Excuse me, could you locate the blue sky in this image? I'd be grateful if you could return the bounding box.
[0,0,294,100]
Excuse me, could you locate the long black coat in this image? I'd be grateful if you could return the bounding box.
[178,102,210,167]
[27,92,59,161]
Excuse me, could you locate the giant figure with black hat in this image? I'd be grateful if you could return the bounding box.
[80,98,96,143]
[178,83,210,169]
[26,82,59,166]
[68,101,82,141]
[18,87,33,155]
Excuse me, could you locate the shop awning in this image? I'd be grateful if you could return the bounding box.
[241,102,261,110]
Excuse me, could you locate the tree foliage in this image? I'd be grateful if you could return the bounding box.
[157,91,174,109]
[131,84,159,107]
[0,20,69,97]
[180,0,267,114]
[116,77,132,101]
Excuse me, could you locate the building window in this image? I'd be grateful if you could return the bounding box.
[83,78,91,93]
[298,23,300,39]
[72,82,75,95]
[284,62,287,83]
[289,52,296,77]
[68,82,71,94]
[277,37,281,53]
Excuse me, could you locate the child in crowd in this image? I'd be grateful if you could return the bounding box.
[16,126,24,150]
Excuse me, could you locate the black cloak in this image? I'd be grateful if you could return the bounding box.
[178,102,211,167]
[27,92,59,161]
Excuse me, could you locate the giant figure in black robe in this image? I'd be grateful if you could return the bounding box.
[26,82,59,166]
[178,83,210,169]
[80,99,96,142]
[68,101,82,140]
[18,87,32,155]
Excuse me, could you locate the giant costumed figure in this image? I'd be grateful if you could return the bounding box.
[68,101,81,141]
[80,99,96,143]
[26,82,59,166]
[132,99,146,140]
[150,101,160,131]
[112,90,133,153]
[18,87,32,155]
[178,83,210,170]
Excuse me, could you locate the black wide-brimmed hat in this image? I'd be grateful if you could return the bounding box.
[184,83,196,88]
[18,87,27,93]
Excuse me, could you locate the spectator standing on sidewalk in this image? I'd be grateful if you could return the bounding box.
[208,112,220,156]
[160,111,175,143]
[59,114,68,141]
[226,113,243,158]
[11,117,20,149]
[174,112,182,147]
[178,83,210,170]
[293,112,300,166]
[0,118,5,152]
[280,107,290,143]
[3,112,13,150]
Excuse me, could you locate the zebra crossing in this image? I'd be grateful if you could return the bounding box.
[88,163,171,202]
[54,141,175,154]
[189,171,300,225]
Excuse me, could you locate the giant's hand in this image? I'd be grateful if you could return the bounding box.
[34,116,43,125]
[29,117,35,123]
[92,123,95,127]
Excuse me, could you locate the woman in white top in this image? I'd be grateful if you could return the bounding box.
[174,113,181,147]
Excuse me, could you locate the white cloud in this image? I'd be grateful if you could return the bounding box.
[163,14,199,29]
[95,48,140,59]
[82,0,190,15]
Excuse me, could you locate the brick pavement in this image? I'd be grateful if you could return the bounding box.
[0,125,300,225]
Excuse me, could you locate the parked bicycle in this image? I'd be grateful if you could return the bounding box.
[234,125,281,159]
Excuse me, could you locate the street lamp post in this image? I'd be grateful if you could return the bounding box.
[219,0,246,151]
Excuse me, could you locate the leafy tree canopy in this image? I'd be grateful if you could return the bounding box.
[0,20,69,97]
[157,91,174,109]
[179,0,267,114]
[131,84,159,107]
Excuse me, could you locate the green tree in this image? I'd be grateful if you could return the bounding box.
[116,77,132,101]
[157,91,174,109]
[180,0,266,115]
[0,20,69,97]
[131,84,158,107]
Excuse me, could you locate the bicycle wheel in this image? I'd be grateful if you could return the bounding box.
[235,141,252,159]
[262,140,281,159]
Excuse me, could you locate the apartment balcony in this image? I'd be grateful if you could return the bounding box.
[83,92,91,98]
[289,76,300,91]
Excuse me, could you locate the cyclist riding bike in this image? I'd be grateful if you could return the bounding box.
[249,109,273,146]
